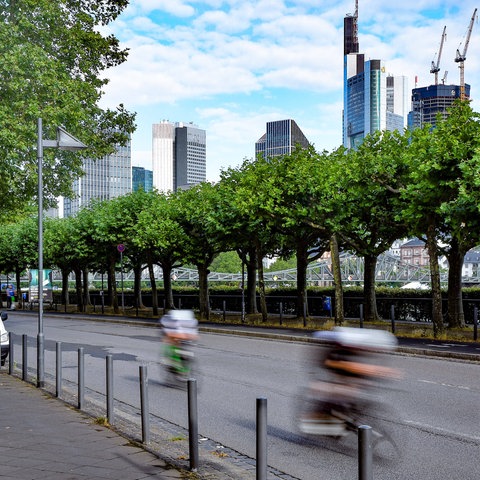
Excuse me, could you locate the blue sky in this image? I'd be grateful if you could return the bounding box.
[100,1,480,182]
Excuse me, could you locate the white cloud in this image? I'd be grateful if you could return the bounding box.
[100,0,480,182]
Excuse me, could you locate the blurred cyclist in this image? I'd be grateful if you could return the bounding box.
[298,327,401,434]
[160,309,198,381]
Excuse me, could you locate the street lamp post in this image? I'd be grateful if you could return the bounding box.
[37,118,87,388]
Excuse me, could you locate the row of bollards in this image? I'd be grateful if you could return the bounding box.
[9,333,374,479]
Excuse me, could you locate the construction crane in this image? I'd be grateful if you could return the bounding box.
[455,8,477,100]
[441,71,448,84]
[430,25,447,85]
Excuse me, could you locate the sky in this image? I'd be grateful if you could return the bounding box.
[99,0,480,182]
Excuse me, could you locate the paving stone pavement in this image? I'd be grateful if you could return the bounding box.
[0,373,186,480]
[0,373,299,480]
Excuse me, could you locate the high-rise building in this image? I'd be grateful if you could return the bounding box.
[63,139,131,217]
[343,3,408,149]
[408,83,470,129]
[152,121,206,192]
[255,119,310,159]
[132,166,153,192]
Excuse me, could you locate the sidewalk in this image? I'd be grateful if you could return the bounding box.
[0,373,185,480]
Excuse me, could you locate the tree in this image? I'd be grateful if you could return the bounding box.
[170,183,226,320]
[334,130,410,322]
[0,0,135,220]
[248,147,332,319]
[217,159,285,321]
[0,217,38,307]
[405,102,480,330]
[134,192,187,315]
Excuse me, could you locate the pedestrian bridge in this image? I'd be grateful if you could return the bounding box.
[85,252,475,287]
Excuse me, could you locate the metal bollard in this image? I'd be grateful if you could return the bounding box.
[22,334,28,381]
[106,355,114,424]
[56,342,62,398]
[8,332,14,375]
[188,379,199,471]
[140,365,150,444]
[391,305,396,334]
[78,348,84,409]
[359,304,364,328]
[279,302,283,326]
[358,425,373,480]
[256,397,268,480]
[223,300,226,321]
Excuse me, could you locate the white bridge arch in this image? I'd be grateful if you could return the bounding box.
[72,252,477,286]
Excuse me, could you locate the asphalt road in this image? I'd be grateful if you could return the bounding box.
[5,311,480,480]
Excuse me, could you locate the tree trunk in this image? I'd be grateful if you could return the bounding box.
[61,268,70,306]
[73,266,84,312]
[197,263,210,320]
[426,222,444,337]
[256,244,268,322]
[330,234,344,325]
[296,240,309,318]
[161,264,175,310]
[363,254,379,322]
[82,268,90,307]
[446,239,465,328]
[15,267,22,309]
[108,254,119,314]
[133,263,144,309]
[246,250,257,314]
[147,260,158,316]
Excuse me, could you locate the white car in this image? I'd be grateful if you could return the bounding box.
[0,312,9,366]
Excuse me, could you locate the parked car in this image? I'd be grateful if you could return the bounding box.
[0,311,9,366]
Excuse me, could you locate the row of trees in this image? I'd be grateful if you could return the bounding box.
[2,101,480,336]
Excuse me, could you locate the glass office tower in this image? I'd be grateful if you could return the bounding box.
[255,119,310,159]
[152,121,206,192]
[63,138,131,217]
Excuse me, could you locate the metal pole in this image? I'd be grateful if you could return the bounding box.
[358,425,373,480]
[120,251,124,313]
[78,347,84,409]
[140,365,150,444]
[241,261,245,323]
[223,300,226,321]
[56,342,62,398]
[188,379,199,471]
[391,305,396,334]
[8,332,14,375]
[37,117,45,388]
[106,355,114,424]
[256,397,267,480]
[279,302,283,326]
[22,334,28,381]
[359,304,364,328]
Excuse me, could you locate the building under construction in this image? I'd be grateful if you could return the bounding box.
[408,83,470,129]
[408,9,476,129]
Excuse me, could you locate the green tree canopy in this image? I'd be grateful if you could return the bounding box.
[0,0,135,219]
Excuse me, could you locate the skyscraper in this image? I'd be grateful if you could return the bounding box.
[408,83,470,129]
[255,119,310,159]
[343,3,408,149]
[152,121,206,192]
[132,166,153,192]
[63,139,131,217]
